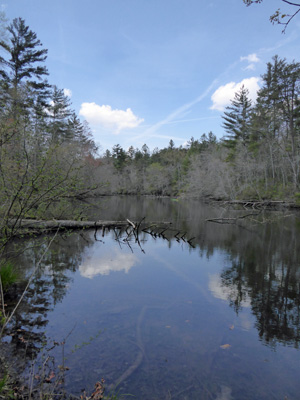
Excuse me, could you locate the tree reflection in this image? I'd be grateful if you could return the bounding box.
[219,218,300,348]
[88,197,300,349]
[2,222,190,367]
[2,231,94,364]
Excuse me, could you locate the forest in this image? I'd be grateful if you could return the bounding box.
[1,15,300,249]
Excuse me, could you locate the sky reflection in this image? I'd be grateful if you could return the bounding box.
[79,246,140,278]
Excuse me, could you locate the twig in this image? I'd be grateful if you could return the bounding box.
[0,274,6,320]
[126,219,136,229]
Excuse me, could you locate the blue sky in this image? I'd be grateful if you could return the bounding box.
[2,0,300,153]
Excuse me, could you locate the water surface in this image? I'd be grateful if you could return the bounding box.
[7,197,300,399]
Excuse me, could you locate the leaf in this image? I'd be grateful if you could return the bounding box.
[58,365,70,371]
[45,371,55,382]
[220,344,231,349]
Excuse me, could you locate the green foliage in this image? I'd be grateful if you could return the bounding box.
[294,192,300,205]
[0,374,6,392]
[0,372,14,399]
[0,262,18,290]
[0,311,6,325]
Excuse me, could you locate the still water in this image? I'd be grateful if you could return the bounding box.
[7,197,300,399]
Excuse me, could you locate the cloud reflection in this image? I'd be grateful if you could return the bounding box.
[208,274,251,307]
[79,249,139,278]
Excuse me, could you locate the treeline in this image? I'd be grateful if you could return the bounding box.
[95,55,300,202]
[0,17,97,246]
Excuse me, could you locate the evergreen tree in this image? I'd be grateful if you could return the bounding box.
[168,139,175,150]
[0,17,50,109]
[222,85,253,148]
[67,113,97,155]
[253,56,285,140]
[141,144,150,158]
[47,85,72,143]
[112,144,126,169]
[127,146,135,160]
[254,56,300,152]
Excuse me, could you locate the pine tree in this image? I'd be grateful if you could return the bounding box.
[222,85,253,148]
[67,113,97,155]
[47,86,72,143]
[0,18,49,89]
[0,17,51,129]
[254,56,300,150]
[112,144,127,169]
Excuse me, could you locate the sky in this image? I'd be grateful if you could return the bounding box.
[2,0,300,153]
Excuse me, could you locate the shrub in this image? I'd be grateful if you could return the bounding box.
[0,262,18,291]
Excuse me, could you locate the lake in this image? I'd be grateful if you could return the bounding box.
[5,197,300,399]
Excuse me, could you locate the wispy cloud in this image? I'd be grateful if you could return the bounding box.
[243,63,255,71]
[164,116,220,125]
[258,29,299,55]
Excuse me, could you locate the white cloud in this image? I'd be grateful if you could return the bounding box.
[210,77,260,111]
[79,102,144,134]
[63,88,72,97]
[240,53,260,63]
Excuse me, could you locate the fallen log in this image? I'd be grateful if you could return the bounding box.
[221,200,297,209]
[8,219,172,231]
[206,211,261,224]
[5,217,195,252]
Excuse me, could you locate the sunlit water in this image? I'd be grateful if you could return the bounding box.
[6,197,300,399]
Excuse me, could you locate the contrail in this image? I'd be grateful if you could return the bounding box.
[139,79,219,138]
[136,27,299,141]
